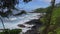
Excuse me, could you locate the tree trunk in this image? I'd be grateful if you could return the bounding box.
[0,17,5,32]
[42,0,55,34]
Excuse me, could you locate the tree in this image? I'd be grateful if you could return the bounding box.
[0,0,19,17]
[43,0,56,34]
[0,0,32,17]
[0,0,32,34]
[34,8,48,13]
[0,0,19,33]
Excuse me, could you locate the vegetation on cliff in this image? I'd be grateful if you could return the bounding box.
[34,2,60,34]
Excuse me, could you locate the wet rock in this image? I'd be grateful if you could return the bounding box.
[17,24,26,28]
[25,19,42,25]
[23,19,42,34]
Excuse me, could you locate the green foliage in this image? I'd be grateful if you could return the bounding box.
[48,32,53,34]
[1,0,19,9]
[56,27,60,34]
[0,29,22,34]
[0,0,19,17]
[40,17,46,24]
[50,7,60,34]
[51,7,60,25]
[38,3,60,34]
[34,8,47,13]
[0,0,32,17]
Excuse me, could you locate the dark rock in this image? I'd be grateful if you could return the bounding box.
[17,24,26,28]
[24,19,42,34]
[25,19,42,25]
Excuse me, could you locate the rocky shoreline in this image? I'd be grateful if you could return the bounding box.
[18,19,42,34]
[24,19,42,34]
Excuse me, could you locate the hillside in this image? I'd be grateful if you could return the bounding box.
[33,3,60,34]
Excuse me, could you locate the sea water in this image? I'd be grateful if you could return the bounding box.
[0,13,41,33]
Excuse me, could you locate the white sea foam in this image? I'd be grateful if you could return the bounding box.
[0,13,41,33]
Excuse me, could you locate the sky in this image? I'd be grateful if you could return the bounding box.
[16,0,60,12]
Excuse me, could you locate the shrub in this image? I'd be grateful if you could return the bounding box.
[0,29,22,34]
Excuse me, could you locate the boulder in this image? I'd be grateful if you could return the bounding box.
[17,24,26,28]
[25,19,42,25]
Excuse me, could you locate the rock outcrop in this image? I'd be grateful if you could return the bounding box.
[24,19,42,34]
